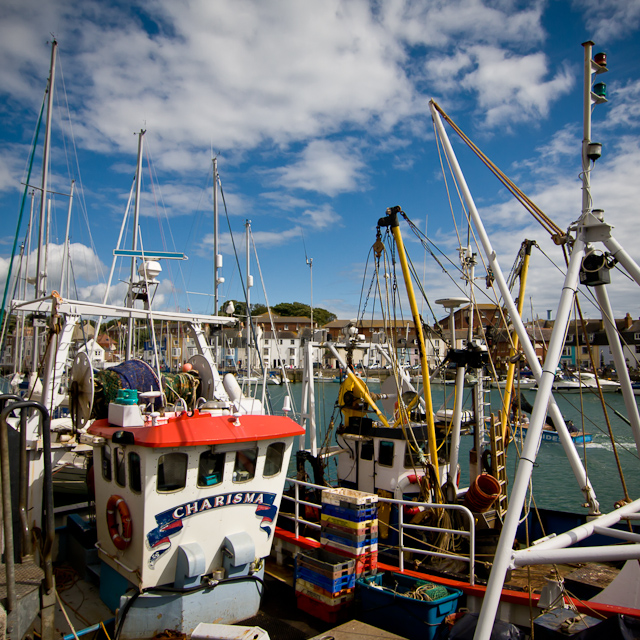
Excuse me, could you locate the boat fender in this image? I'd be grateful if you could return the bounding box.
[106,494,132,550]
[223,373,242,403]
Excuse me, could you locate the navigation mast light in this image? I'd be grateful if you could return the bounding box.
[594,52,607,66]
[593,82,607,98]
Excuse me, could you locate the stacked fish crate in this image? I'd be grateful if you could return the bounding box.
[320,488,379,578]
[294,548,355,623]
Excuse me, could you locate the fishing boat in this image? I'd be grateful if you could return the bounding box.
[516,424,593,445]
[271,42,640,639]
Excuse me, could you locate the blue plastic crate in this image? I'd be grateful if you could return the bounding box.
[357,572,462,640]
[323,503,377,523]
[322,529,378,548]
[296,565,356,593]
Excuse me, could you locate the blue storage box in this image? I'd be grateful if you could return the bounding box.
[323,503,378,522]
[356,572,462,640]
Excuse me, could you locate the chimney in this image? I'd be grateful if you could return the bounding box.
[547,310,552,321]
[626,312,633,329]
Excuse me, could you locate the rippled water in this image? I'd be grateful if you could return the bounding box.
[264,378,640,514]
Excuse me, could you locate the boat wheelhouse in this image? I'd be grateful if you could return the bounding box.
[86,385,304,637]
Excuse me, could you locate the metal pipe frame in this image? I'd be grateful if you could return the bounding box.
[429,102,599,512]
[595,285,640,455]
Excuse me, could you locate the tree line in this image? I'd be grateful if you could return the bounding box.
[219,301,336,327]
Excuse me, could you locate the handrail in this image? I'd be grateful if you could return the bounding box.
[0,397,54,610]
[280,478,476,585]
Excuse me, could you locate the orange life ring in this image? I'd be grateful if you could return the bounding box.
[106,495,132,550]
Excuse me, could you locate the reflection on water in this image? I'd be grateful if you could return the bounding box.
[261,378,640,514]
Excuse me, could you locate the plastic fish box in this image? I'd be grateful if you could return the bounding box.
[296,565,355,593]
[296,548,355,581]
[322,519,378,540]
[321,513,378,532]
[322,538,378,557]
[296,589,353,624]
[295,578,355,605]
[356,572,462,640]
[323,502,378,523]
[322,487,379,507]
[354,551,378,578]
[321,528,378,548]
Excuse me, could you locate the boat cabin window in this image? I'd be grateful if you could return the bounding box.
[233,448,257,483]
[101,445,112,481]
[129,452,141,493]
[378,441,394,467]
[114,447,126,487]
[360,441,374,461]
[198,450,225,487]
[264,442,285,477]
[157,453,188,492]
[404,445,425,468]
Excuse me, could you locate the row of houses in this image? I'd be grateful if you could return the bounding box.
[3,306,639,375]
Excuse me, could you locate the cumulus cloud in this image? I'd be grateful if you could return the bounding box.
[460,47,575,127]
[274,139,367,196]
[574,0,640,41]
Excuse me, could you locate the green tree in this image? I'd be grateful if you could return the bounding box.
[217,301,268,317]
[272,302,336,326]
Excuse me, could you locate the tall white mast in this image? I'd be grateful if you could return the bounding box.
[126,129,145,361]
[32,39,57,373]
[245,220,253,374]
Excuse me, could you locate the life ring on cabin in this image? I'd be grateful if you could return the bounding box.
[396,473,427,517]
[106,495,132,550]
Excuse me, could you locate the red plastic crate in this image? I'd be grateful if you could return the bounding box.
[354,551,378,577]
[295,590,353,624]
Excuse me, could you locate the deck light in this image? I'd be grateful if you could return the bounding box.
[594,52,607,66]
[593,82,607,98]
[587,142,602,162]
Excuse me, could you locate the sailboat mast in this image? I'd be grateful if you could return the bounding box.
[213,157,220,313]
[60,180,75,298]
[32,39,57,373]
[245,220,252,374]
[126,129,145,361]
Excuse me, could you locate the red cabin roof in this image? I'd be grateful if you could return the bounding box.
[88,410,305,448]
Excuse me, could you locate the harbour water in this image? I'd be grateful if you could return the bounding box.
[258,378,640,515]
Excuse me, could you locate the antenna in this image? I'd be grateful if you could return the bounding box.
[301,231,314,342]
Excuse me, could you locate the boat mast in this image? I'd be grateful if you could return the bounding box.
[438,296,467,490]
[245,220,253,375]
[126,129,145,361]
[32,39,57,373]
[59,180,75,298]
[377,207,440,487]
[213,157,220,313]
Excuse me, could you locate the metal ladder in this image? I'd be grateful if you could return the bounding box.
[489,413,508,517]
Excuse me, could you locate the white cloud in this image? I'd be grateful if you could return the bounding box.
[602,80,640,131]
[297,204,343,231]
[275,139,367,196]
[381,0,545,49]
[460,46,575,127]
[574,0,640,41]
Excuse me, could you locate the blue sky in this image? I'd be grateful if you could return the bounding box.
[1,0,640,327]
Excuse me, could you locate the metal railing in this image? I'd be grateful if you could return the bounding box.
[0,396,54,611]
[279,478,476,585]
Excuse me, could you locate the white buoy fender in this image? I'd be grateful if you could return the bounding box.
[223,373,242,403]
